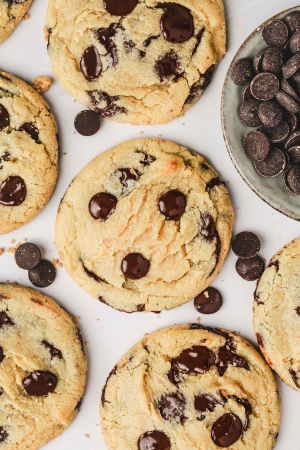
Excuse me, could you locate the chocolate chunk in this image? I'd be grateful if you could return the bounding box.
[96,23,121,66]
[241,83,252,101]
[74,110,101,136]
[232,231,260,258]
[262,20,289,47]
[239,99,261,127]
[231,396,252,430]
[23,370,57,397]
[243,130,270,161]
[138,431,171,450]
[284,166,300,194]
[89,192,117,220]
[158,190,186,220]
[28,260,56,288]
[20,122,39,142]
[191,28,204,56]
[14,243,41,270]
[289,31,300,53]
[217,344,249,376]
[161,3,194,43]
[0,104,9,131]
[262,47,284,75]
[117,168,141,188]
[263,121,290,143]
[0,176,26,206]
[82,262,104,283]
[121,253,150,280]
[284,11,300,33]
[80,46,102,80]
[250,73,279,101]
[236,255,265,281]
[157,392,186,422]
[296,307,300,315]
[281,79,300,103]
[171,346,215,377]
[194,394,218,414]
[275,91,300,113]
[285,112,298,132]
[258,100,283,128]
[194,287,223,314]
[200,213,217,240]
[89,90,126,118]
[211,413,243,447]
[289,368,300,389]
[104,0,138,16]
[139,153,156,166]
[0,428,8,443]
[155,51,181,81]
[0,311,14,328]
[231,59,254,86]
[283,54,300,79]
[42,340,62,359]
[253,47,267,73]
[285,130,300,148]
[287,145,300,164]
[254,147,286,177]
[0,346,4,363]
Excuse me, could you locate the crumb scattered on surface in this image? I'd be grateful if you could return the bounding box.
[63,152,68,155]
[84,433,90,439]
[32,76,53,93]
[23,12,30,20]
[52,258,63,268]
[10,239,15,244]
[0,248,4,256]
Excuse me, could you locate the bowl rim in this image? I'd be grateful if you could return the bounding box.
[221,5,300,221]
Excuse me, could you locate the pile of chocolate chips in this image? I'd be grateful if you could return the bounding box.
[14,243,56,288]
[231,11,300,195]
[231,232,265,281]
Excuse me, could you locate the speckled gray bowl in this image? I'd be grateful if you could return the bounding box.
[222,6,300,221]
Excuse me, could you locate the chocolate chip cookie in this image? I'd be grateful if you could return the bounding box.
[0,71,58,234]
[0,283,87,449]
[0,0,33,43]
[55,138,233,312]
[101,324,280,449]
[254,237,300,391]
[46,0,226,124]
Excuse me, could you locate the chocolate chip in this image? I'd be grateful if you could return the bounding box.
[250,73,279,101]
[74,110,101,136]
[243,130,270,161]
[157,392,186,422]
[283,54,300,79]
[289,31,300,54]
[0,104,9,131]
[89,192,117,220]
[0,311,14,328]
[258,100,283,128]
[241,83,252,101]
[232,232,260,258]
[284,166,300,194]
[253,48,267,73]
[161,3,194,43]
[194,394,218,414]
[155,51,181,81]
[281,79,300,103]
[236,255,265,281]
[117,168,140,188]
[275,91,300,113]
[194,287,223,314]
[138,431,171,450]
[0,347,4,363]
[23,370,57,397]
[89,90,126,118]
[231,396,252,430]
[139,153,156,166]
[121,253,150,280]
[217,344,249,376]
[20,122,39,142]
[263,121,290,143]
[96,24,120,66]
[262,20,289,47]
[287,146,300,164]
[254,147,286,177]
[285,112,298,132]
[42,340,62,359]
[284,11,300,33]
[200,213,217,239]
[211,413,243,447]
[14,243,41,270]
[239,99,261,127]
[158,190,186,220]
[0,428,8,443]
[0,176,26,206]
[285,130,300,149]
[231,59,254,86]
[80,46,102,80]
[262,47,284,75]
[104,0,138,16]
[296,307,300,315]
[172,346,215,377]
[28,260,56,288]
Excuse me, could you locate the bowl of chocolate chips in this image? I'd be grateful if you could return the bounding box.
[222,6,300,220]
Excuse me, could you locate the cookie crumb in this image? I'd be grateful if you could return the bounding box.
[44,27,49,42]
[32,76,53,93]
[10,239,15,244]
[84,433,90,439]
[52,258,63,268]
[0,248,4,256]
[23,12,30,20]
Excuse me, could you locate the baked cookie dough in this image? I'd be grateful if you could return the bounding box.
[254,237,300,391]
[0,283,87,449]
[0,71,58,234]
[55,138,234,312]
[0,0,32,44]
[101,324,280,450]
[46,0,226,124]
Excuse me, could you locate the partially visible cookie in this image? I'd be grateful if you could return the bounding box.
[46,0,226,124]
[55,138,234,312]
[0,0,33,44]
[254,237,300,391]
[0,283,87,449]
[0,71,58,234]
[101,324,280,450]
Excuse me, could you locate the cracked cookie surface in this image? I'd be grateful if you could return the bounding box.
[101,324,280,450]
[0,71,58,234]
[254,237,300,391]
[0,0,32,44]
[46,0,226,124]
[55,138,233,312]
[0,283,87,450]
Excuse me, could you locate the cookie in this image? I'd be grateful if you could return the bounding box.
[0,283,87,449]
[0,71,58,234]
[101,324,280,449]
[0,0,32,43]
[55,138,234,313]
[254,237,300,390]
[45,0,226,125]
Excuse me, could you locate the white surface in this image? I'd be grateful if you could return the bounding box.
[0,0,299,448]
